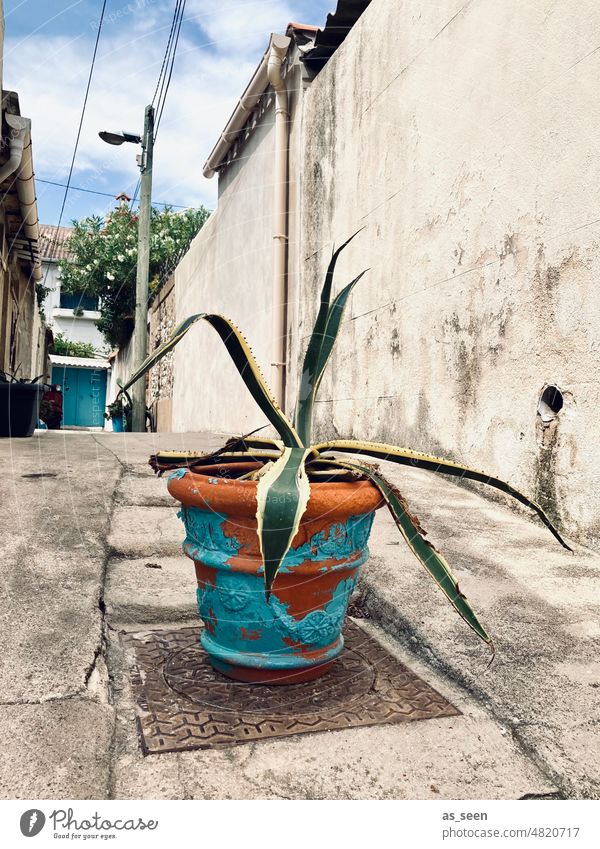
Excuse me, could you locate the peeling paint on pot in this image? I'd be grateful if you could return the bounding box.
[168,465,383,684]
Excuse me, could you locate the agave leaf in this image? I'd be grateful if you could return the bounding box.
[256,447,311,597]
[315,457,491,644]
[312,270,369,399]
[221,435,284,453]
[312,439,571,551]
[123,313,302,448]
[149,449,283,475]
[296,230,364,443]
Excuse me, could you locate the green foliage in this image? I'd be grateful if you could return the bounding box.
[58,204,210,348]
[126,234,571,647]
[50,333,98,359]
[35,281,52,323]
[0,369,45,384]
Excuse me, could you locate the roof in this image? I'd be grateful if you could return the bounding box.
[302,0,372,75]
[38,224,74,262]
[202,4,370,177]
[287,22,319,33]
[49,354,110,370]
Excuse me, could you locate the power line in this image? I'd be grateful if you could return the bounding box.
[155,0,186,140]
[132,0,186,207]
[152,0,182,109]
[36,177,198,210]
[47,0,107,259]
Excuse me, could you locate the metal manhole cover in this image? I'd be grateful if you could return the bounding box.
[122,621,459,755]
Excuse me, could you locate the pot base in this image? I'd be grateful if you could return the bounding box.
[209,656,335,685]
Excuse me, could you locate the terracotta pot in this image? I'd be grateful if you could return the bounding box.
[168,463,383,684]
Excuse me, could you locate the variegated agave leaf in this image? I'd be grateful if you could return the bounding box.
[149,433,286,474]
[123,313,302,448]
[149,449,284,475]
[295,230,367,444]
[256,447,311,597]
[312,439,571,551]
[315,457,491,645]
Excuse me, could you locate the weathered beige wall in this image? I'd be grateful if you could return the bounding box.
[298,0,600,546]
[172,56,306,436]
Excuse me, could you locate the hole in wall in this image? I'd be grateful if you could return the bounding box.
[537,385,564,422]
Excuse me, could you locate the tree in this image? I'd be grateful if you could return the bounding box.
[58,205,210,348]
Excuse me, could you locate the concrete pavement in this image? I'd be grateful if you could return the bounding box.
[0,432,598,799]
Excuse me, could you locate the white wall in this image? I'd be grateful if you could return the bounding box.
[42,259,106,352]
[168,1,600,547]
[171,55,306,436]
[298,0,600,547]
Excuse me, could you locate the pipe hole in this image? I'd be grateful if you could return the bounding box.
[537,385,563,422]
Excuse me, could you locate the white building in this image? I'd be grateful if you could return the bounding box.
[39,225,106,351]
[39,225,111,428]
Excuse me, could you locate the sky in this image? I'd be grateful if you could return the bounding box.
[2,0,335,225]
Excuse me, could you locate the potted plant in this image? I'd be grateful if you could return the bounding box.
[0,370,46,438]
[105,393,131,432]
[124,234,570,684]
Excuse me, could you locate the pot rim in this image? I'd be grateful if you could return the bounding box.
[167,461,384,521]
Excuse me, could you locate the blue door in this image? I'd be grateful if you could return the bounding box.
[52,366,107,427]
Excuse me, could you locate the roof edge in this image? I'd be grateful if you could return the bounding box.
[202,33,292,179]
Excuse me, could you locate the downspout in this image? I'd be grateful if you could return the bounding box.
[267,34,291,409]
[0,114,27,185]
[0,114,42,280]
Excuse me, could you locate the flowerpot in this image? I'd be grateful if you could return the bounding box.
[0,383,45,438]
[168,464,383,684]
[111,415,124,433]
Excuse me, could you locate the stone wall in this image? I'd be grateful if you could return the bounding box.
[147,276,175,432]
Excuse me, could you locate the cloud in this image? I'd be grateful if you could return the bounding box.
[186,0,296,54]
[2,0,327,220]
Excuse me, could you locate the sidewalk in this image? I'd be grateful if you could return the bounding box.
[0,432,598,799]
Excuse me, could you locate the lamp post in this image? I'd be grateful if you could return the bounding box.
[99,104,154,432]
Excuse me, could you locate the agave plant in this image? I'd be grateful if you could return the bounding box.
[123,233,570,647]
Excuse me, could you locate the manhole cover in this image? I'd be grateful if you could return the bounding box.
[163,643,376,716]
[122,621,459,755]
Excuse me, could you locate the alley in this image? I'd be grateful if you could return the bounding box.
[0,432,597,800]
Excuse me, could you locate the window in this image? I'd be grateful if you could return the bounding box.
[59,290,99,311]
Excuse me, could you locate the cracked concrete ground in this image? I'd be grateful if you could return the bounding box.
[0,432,598,799]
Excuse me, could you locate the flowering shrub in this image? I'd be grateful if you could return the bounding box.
[58,205,210,348]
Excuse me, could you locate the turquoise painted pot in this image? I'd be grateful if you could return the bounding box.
[168,465,383,684]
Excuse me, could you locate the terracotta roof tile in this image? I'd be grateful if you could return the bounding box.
[38,224,75,261]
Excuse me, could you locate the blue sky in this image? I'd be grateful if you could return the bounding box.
[3,0,335,225]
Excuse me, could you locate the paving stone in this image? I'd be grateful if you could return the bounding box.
[108,505,183,558]
[0,699,114,799]
[115,474,176,507]
[105,556,197,625]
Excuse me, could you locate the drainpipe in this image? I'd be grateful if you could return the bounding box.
[267,34,291,409]
[0,114,42,280]
[0,114,28,185]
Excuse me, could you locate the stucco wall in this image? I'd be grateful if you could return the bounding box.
[298,0,600,546]
[42,260,105,351]
[172,55,306,435]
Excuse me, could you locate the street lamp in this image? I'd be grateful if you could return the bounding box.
[99,104,154,432]
[98,130,142,146]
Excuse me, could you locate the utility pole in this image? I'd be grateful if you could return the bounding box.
[131,104,154,432]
